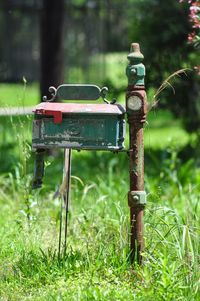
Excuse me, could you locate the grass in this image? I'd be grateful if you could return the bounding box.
[0,84,199,300]
[0,83,39,107]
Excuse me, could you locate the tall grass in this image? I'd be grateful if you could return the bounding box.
[0,150,199,300]
[0,86,199,300]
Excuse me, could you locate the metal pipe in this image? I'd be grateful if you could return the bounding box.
[58,196,63,260]
[129,124,145,263]
[57,148,72,259]
[63,148,71,257]
[32,149,46,189]
[126,43,147,264]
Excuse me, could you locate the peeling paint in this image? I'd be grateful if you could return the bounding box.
[32,111,126,150]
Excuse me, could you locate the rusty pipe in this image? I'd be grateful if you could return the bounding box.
[126,43,147,264]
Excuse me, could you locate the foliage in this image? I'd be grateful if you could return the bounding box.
[1,0,200,134]
[0,160,199,300]
[179,0,200,49]
[0,83,39,107]
[128,0,200,133]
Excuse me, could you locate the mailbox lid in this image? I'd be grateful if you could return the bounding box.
[33,102,125,116]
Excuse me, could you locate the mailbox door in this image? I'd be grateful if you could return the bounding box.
[32,114,125,150]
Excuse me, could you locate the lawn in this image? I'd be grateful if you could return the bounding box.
[0,84,199,300]
[0,83,39,107]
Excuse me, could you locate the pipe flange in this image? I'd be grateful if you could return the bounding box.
[128,191,146,207]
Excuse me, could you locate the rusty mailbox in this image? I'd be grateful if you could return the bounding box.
[32,85,125,151]
[32,43,147,264]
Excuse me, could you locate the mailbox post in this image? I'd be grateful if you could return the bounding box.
[126,43,147,264]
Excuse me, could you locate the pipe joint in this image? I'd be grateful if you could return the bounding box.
[128,191,147,207]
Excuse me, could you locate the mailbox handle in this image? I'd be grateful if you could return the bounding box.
[43,85,116,104]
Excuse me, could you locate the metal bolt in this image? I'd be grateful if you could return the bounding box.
[131,68,137,75]
[133,195,139,202]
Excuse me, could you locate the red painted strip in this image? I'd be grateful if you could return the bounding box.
[35,109,62,124]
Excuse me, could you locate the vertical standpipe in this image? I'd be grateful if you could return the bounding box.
[126,43,147,264]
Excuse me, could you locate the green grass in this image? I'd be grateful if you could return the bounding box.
[0,84,199,300]
[0,147,199,300]
[0,83,39,107]
[145,110,189,149]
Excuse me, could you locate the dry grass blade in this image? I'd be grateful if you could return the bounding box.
[148,68,191,112]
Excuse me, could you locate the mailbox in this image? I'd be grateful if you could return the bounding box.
[32,43,147,264]
[32,84,126,151]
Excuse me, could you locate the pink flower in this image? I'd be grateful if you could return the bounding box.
[188,31,196,41]
[180,0,200,42]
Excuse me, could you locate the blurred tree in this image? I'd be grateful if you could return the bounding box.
[0,1,40,82]
[128,0,191,84]
[129,0,200,134]
[40,0,65,101]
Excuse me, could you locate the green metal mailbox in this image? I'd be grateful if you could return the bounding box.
[32,85,125,151]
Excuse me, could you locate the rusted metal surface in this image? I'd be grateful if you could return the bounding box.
[126,43,147,264]
[128,119,145,263]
